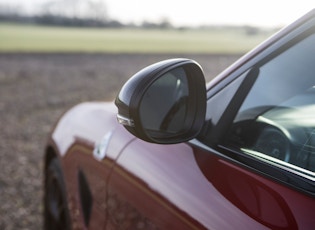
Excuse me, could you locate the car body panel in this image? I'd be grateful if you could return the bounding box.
[106,137,315,229]
[49,100,315,229]
[106,140,267,229]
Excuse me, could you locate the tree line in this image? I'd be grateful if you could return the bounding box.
[0,1,274,34]
[0,0,173,29]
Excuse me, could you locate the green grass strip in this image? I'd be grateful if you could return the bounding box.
[0,23,273,54]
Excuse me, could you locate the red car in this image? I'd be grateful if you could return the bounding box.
[44,9,315,229]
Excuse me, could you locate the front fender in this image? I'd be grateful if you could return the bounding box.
[51,102,118,157]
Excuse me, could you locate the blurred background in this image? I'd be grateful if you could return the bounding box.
[0,0,314,229]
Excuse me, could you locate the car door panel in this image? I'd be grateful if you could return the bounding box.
[106,139,270,229]
[194,143,315,229]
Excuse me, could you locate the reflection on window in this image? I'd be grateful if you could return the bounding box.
[222,33,315,178]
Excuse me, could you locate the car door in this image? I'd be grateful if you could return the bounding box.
[106,10,315,229]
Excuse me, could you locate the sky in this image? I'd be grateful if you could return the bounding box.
[0,0,314,27]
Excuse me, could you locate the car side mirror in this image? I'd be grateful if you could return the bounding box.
[115,59,206,144]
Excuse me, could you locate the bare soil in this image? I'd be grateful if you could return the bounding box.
[0,53,241,229]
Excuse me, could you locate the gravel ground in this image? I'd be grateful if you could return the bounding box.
[0,53,241,229]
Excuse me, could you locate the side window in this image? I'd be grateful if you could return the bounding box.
[222,32,315,177]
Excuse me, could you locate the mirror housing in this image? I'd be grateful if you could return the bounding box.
[115,58,206,144]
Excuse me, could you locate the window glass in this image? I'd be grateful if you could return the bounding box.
[222,32,315,176]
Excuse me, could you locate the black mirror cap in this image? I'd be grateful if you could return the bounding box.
[115,58,207,144]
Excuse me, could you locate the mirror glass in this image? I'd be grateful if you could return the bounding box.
[139,67,189,136]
